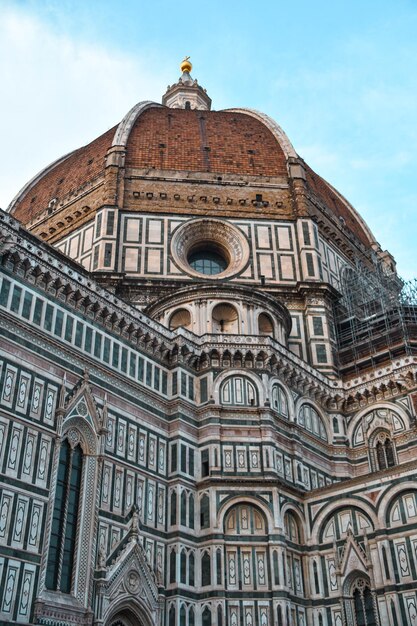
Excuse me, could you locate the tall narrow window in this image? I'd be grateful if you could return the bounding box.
[180,551,187,584]
[313,560,320,594]
[189,608,195,626]
[217,606,223,626]
[390,600,399,626]
[200,494,210,529]
[201,449,209,477]
[375,434,396,470]
[46,439,83,593]
[382,545,390,579]
[202,552,211,586]
[189,494,195,529]
[352,580,377,626]
[216,548,222,585]
[181,491,187,526]
[170,491,177,526]
[273,551,280,585]
[202,607,211,626]
[189,552,195,586]
[169,551,176,584]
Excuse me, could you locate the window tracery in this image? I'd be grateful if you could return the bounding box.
[297,404,327,441]
[46,437,83,593]
[221,376,258,407]
[350,577,377,626]
[271,384,288,417]
[371,430,396,471]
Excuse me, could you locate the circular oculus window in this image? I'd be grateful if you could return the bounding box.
[171,218,250,279]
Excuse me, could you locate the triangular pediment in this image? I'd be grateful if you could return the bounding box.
[61,371,103,434]
[95,524,161,626]
[340,532,369,577]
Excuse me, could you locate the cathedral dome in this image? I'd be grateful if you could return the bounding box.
[8,72,376,253]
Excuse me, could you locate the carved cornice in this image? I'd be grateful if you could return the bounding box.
[0,209,415,413]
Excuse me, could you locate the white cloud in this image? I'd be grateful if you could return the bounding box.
[0,6,167,209]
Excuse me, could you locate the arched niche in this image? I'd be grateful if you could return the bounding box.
[212,302,239,333]
[258,312,274,337]
[169,307,192,331]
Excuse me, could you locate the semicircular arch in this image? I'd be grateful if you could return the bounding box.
[347,402,411,444]
[310,498,378,545]
[269,378,294,420]
[215,495,274,533]
[376,482,417,527]
[213,369,266,406]
[294,398,330,442]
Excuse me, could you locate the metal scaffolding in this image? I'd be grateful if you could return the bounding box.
[333,260,417,375]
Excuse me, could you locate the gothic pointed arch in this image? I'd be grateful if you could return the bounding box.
[94,513,162,626]
[35,372,104,624]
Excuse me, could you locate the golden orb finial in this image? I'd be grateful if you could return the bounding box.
[180,56,192,74]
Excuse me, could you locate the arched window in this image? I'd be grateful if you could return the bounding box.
[169,550,176,584]
[273,551,280,584]
[180,605,186,626]
[297,404,328,441]
[46,439,83,593]
[189,607,195,626]
[258,312,274,337]
[277,606,283,626]
[225,503,266,535]
[189,493,195,529]
[200,494,210,529]
[169,606,176,626]
[189,552,195,586]
[382,545,390,578]
[202,607,212,626]
[369,430,397,472]
[212,303,239,333]
[376,436,396,470]
[181,491,187,526]
[352,578,377,626]
[180,550,187,584]
[221,376,258,407]
[271,384,288,417]
[313,560,320,593]
[217,605,223,626]
[284,511,301,544]
[216,548,222,585]
[202,552,211,586]
[390,600,399,626]
[170,490,177,525]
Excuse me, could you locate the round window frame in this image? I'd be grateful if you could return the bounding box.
[171,218,250,280]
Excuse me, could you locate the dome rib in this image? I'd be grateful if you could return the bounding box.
[224,107,297,160]
[7,150,75,213]
[112,101,163,147]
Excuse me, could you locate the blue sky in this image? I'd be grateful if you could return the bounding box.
[1,0,416,279]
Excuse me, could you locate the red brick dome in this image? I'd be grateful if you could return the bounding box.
[8,101,374,249]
